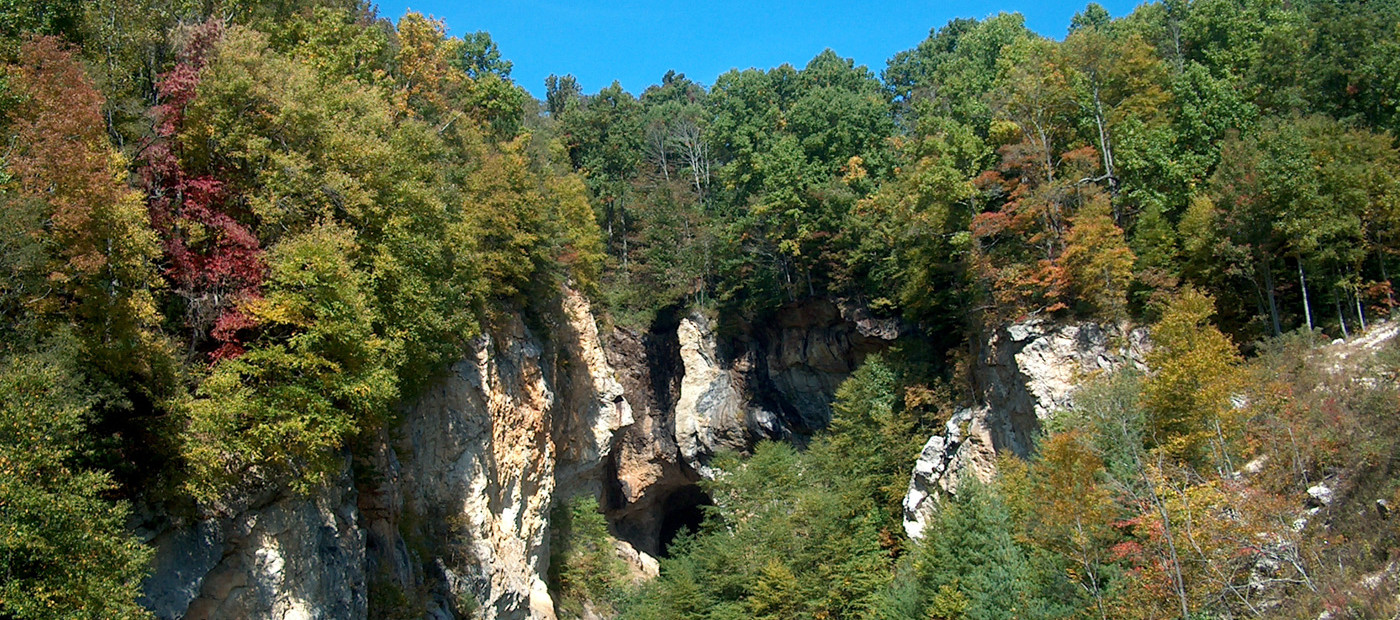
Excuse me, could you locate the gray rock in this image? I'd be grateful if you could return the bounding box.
[1307,483,1335,507]
[138,517,225,618]
[903,319,1147,539]
[674,314,774,476]
[141,464,366,620]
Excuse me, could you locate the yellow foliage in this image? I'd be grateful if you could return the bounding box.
[1062,194,1135,320]
[1143,288,1244,468]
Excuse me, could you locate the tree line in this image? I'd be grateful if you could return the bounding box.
[550,0,1400,344]
[1,0,1399,617]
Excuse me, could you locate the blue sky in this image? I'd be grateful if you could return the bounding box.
[372,0,1147,98]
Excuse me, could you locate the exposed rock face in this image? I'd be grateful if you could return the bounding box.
[674,313,779,476]
[386,315,560,620]
[144,288,636,620]
[762,299,903,431]
[901,407,996,539]
[552,288,635,495]
[903,320,1148,539]
[363,289,634,619]
[978,321,1149,457]
[139,466,366,620]
[601,319,694,555]
[141,292,901,617]
[600,300,901,554]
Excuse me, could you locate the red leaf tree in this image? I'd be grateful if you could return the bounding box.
[140,20,264,360]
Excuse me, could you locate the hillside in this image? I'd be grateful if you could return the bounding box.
[0,0,1398,619]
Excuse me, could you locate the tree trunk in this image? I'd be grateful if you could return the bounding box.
[1141,458,1192,620]
[656,131,670,182]
[1298,260,1313,331]
[1346,267,1366,332]
[1381,252,1395,313]
[1337,295,1349,339]
[1356,289,1367,332]
[1040,125,1055,184]
[1262,262,1282,336]
[1091,82,1119,218]
[621,208,628,270]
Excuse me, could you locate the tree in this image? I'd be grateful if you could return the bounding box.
[1142,288,1242,470]
[549,496,631,616]
[392,11,460,119]
[183,224,395,499]
[1203,116,1394,337]
[141,19,266,359]
[7,36,163,375]
[848,123,980,329]
[457,30,512,79]
[812,355,929,533]
[883,13,1033,134]
[268,5,392,86]
[1062,28,1170,214]
[546,73,582,117]
[1002,431,1122,620]
[991,36,1075,184]
[0,340,152,620]
[1062,193,1136,319]
[904,479,1058,620]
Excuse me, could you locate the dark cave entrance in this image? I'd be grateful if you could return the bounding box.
[658,484,712,557]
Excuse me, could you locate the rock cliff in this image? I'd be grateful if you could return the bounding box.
[903,320,1148,539]
[138,466,366,620]
[673,313,779,477]
[375,314,561,619]
[140,293,896,618]
[604,300,899,554]
[761,299,903,432]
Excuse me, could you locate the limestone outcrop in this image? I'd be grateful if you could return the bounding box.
[903,320,1148,539]
[673,313,779,476]
[552,288,636,495]
[140,291,901,617]
[383,315,560,620]
[139,466,366,620]
[901,407,996,539]
[361,289,635,619]
[762,299,903,431]
[601,319,694,555]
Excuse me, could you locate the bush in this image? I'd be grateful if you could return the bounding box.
[549,496,631,617]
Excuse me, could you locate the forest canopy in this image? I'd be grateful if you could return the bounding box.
[0,0,1397,618]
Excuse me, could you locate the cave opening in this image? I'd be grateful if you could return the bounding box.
[657,484,712,557]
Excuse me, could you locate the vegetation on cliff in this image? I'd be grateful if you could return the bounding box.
[0,0,1397,617]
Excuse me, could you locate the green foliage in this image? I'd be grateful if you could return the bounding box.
[0,0,83,44]
[1142,288,1243,467]
[893,479,1061,620]
[884,13,1033,133]
[170,20,601,496]
[183,224,395,498]
[812,355,934,533]
[456,30,512,79]
[0,338,152,619]
[1048,367,1149,488]
[623,356,950,619]
[1185,111,1400,337]
[622,440,894,620]
[3,0,1400,616]
[549,496,631,618]
[268,6,393,86]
